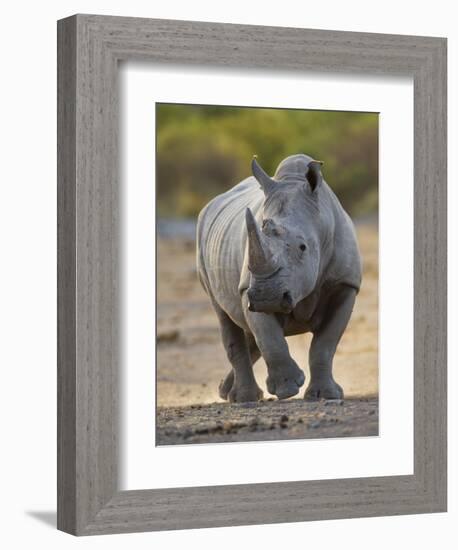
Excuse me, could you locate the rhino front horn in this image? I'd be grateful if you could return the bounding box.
[245,208,277,276]
[251,156,276,196]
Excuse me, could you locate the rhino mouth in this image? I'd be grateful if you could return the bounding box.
[247,289,293,314]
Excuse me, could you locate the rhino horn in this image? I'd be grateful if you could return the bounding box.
[245,208,277,276]
[251,156,276,196]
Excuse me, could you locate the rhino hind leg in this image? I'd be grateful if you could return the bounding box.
[218,333,262,400]
[214,306,263,403]
[218,370,234,400]
[246,332,262,365]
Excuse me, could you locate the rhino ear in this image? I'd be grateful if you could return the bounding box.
[252,156,276,196]
[305,160,324,192]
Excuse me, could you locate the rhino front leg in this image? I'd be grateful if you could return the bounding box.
[215,307,263,403]
[305,286,357,401]
[245,304,305,399]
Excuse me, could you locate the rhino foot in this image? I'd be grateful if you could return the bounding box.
[304,378,343,401]
[218,371,263,403]
[218,371,234,400]
[228,384,263,403]
[266,365,305,400]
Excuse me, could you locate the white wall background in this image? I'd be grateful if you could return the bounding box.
[0,1,455,548]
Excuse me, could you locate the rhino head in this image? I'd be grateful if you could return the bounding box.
[246,155,326,314]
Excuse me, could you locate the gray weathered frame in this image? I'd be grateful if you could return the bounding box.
[57,14,447,536]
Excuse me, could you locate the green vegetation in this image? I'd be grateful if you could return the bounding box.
[157,103,378,219]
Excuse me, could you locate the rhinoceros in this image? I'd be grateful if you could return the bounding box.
[196,153,362,402]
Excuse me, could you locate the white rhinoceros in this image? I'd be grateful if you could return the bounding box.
[196,154,362,402]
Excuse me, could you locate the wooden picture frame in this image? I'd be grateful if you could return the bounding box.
[57,14,447,535]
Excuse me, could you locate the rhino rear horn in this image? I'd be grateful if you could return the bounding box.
[252,156,276,196]
[245,208,277,276]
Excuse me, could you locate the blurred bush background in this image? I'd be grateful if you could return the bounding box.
[156,103,378,219]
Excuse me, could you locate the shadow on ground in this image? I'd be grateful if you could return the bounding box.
[26,510,56,529]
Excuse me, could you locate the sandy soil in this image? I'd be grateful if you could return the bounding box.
[157,398,378,445]
[156,223,378,444]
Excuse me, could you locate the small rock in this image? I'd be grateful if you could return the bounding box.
[309,421,321,429]
[324,399,344,406]
[195,427,209,435]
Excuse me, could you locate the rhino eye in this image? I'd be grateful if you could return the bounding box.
[262,219,279,236]
[299,243,307,251]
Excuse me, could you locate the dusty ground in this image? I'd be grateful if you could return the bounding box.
[157,398,378,445]
[156,223,378,444]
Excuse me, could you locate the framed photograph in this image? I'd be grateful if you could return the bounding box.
[57,14,447,535]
